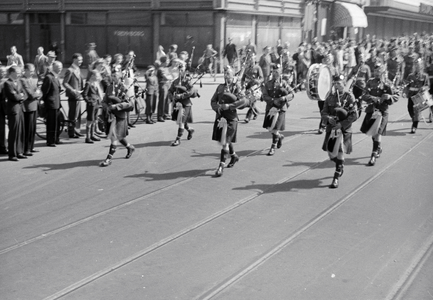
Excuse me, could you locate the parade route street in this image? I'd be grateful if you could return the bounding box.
[1,74,433,300]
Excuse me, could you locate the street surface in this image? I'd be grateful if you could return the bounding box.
[1,73,433,300]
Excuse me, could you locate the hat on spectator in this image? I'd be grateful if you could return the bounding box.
[47,51,56,58]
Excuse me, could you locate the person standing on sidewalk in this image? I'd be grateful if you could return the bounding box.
[63,53,84,138]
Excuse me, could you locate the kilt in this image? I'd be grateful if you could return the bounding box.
[212,117,238,143]
[111,117,128,140]
[172,105,193,124]
[262,110,286,131]
[322,128,353,154]
[360,111,388,136]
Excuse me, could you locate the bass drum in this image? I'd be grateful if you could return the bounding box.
[306,64,332,101]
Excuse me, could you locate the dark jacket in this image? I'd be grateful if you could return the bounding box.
[82,82,102,107]
[3,78,26,115]
[41,72,61,110]
[20,77,40,112]
[63,66,84,100]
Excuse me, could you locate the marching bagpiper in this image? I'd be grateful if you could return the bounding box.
[169,63,200,146]
[210,67,249,177]
[262,65,294,156]
[321,74,358,189]
[99,72,135,167]
[360,62,399,166]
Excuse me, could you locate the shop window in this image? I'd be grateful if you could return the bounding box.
[227,14,252,26]
[69,13,86,25]
[10,13,24,25]
[187,12,213,26]
[108,12,150,26]
[29,13,60,24]
[87,13,106,25]
[162,12,188,26]
[0,13,8,24]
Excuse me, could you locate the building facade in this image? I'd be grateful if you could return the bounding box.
[0,0,303,67]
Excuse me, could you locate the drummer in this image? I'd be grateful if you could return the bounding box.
[360,62,398,166]
[403,58,430,133]
[321,74,358,189]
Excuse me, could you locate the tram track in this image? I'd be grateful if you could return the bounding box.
[35,111,425,299]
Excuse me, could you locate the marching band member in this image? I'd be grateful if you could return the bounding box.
[262,65,294,156]
[321,74,358,189]
[99,72,135,167]
[360,62,398,166]
[403,58,430,133]
[241,52,263,123]
[348,53,371,118]
[210,67,248,177]
[169,66,199,146]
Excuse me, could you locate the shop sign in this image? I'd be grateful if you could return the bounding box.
[114,30,145,37]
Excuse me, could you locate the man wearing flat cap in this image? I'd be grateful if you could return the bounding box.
[321,74,358,188]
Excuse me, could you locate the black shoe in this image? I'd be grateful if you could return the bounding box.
[145,119,154,124]
[30,149,39,153]
[128,124,136,128]
[46,143,56,147]
[171,139,180,146]
[85,138,94,144]
[8,156,18,161]
[0,149,8,155]
[17,154,28,159]
[24,152,33,156]
[187,128,195,140]
[244,118,249,123]
[267,147,275,156]
[158,118,165,122]
[99,159,112,167]
[55,140,64,145]
[368,155,376,166]
[330,178,339,188]
[227,154,239,168]
[318,128,324,134]
[277,134,284,149]
[91,136,101,142]
[215,164,224,177]
[410,127,416,134]
[125,145,135,159]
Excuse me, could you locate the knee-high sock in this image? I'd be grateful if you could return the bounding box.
[228,144,234,155]
[106,144,117,160]
[177,128,184,139]
[220,149,228,163]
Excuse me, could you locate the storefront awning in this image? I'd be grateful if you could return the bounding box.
[334,2,368,28]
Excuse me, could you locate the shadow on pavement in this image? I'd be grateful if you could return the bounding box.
[23,159,103,170]
[125,168,213,181]
[233,177,331,194]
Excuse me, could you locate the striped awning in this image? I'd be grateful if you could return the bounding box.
[334,2,368,28]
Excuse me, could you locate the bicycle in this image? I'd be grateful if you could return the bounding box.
[36,99,105,140]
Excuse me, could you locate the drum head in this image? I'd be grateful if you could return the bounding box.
[317,65,332,100]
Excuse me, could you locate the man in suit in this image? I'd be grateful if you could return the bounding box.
[63,53,84,138]
[3,66,26,161]
[0,66,8,154]
[34,47,48,82]
[41,61,63,147]
[223,38,237,68]
[6,46,24,69]
[21,63,41,155]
